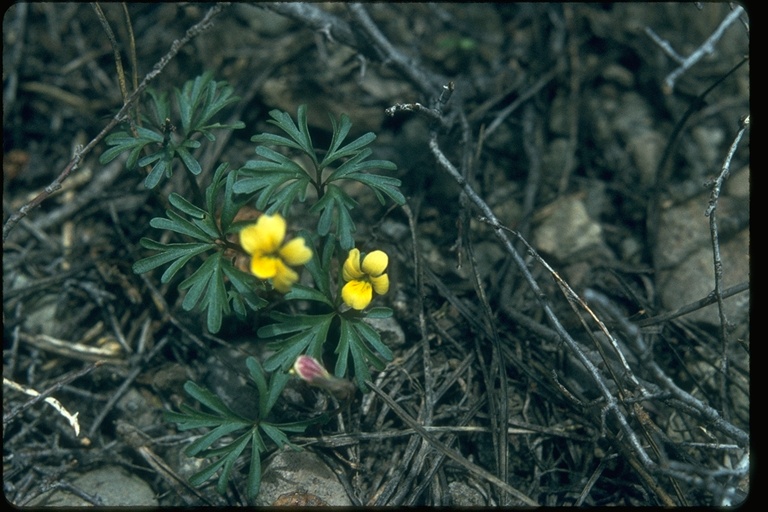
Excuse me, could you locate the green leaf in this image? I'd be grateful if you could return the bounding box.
[188,456,228,488]
[234,147,310,213]
[320,112,353,168]
[246,357,269,419]
[186,422,247,457]
[169,192,207,219]
[335,316,393,391]
[145,88,171,129]
[179,253,228,333]
[320,129,376,169]
[250,132,306,154]
[348,331,375,391]
[284,284,333,306]
[143,155,171,189]
[165,409,230,431]
[166,377,279,501]
[298,231,335,298]
[221,262,267,311]
[216,431,252,495]
[260,312,334,372]
[176,144,202,175]
[345,172,405,205]
[366,307,393,319]
[246,432,263,500]
[99,126,163,167]
[259,105,317,166]
[354,318,394,363]
[177,72,213,136]
[264,371,290,416]
[150,211,211,242]
[132,239,215,280]
[271,415,329,433]
[137,150,163,168]
[208,163,248,233]
[183,381,241,418]
[260,423,293,449]
[311,184,358,250]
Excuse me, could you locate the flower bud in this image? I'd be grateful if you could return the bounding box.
[291,355,356,401]
[291,355,332,384]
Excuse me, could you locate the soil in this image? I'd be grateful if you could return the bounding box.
[3,3,749,507]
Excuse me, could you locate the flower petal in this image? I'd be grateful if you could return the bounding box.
[256,214,286,253]
[370,273,390,296]
[271,260,299,293]
[342,280,373,310]
[292,355,332,383]
[239,223,264,256]
[343,248,364,281]
[362,250,388,276]
[251,255,278,279]
[280,237,312,266]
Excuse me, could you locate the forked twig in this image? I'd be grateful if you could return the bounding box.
[365,379,538,505]
[3,3,227,242]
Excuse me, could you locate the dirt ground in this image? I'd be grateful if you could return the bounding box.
[3,3,749,507]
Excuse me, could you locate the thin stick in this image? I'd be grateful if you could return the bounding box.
[429,131,656,469]
[365,379,538,505]
[3,3,227,242]
[705,114,749,421]
[645,6,746,93]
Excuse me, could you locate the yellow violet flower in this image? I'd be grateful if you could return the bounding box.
[239,214,312,292]
[342,248,390,310]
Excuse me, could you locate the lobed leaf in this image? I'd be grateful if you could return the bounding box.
[310,184,358,250]
[335,316,394,391]
[261,105,317,166]
[132,239,215,280]
[261,313,334,372]
[178,253,229,333]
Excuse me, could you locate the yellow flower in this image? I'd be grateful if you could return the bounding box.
[239,214,312,292]
[341,248,389,310]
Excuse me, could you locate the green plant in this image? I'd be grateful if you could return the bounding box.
[164,357,327,499]
[234,105,405,250]
[100,72,245,189]
[101,73,404,499]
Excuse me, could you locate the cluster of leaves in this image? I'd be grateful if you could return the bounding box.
[100,72,245,189]
[234,104,405,250]
[131,163,264,333]
[260,234,394,391]
[165,357,327,500]
[103,73,405,499]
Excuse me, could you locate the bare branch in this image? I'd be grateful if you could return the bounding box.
[2,3,227,242]
[646,6,746,93]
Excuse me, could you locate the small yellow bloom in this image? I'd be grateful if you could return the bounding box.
[240,214,312,292]
[341,248,389,310]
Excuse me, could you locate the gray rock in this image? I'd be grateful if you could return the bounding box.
[27,465,158,507]
[448,480,487,506]
[656,195,749,328]
[533,194,605,261]
[255,449,352,506]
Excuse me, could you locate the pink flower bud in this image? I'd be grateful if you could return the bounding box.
[292,355,332,384]
[291,355,356,401]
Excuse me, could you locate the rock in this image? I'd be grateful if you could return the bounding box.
[725,165,749,199]
[626,129,665,187]
[364,315,406,347]
[448,480,487,506]
[255,450,352,506]
[656,194,749,329]
[533,194,605,261]
[27,465,157,507]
